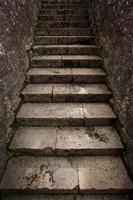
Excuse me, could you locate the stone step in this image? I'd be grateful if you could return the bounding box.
[41,4,89,9]
[37,21,89,28]
[31,55,103,68]
[34,36,95,45]
[6,194,131,200]
[42,0,90,3]
[27,68,106,84]
[21,84,111,103]
[0,156,133,193]
[33,45,99,55]
[16,103,116,126]
[39,15,88,21]
[40,9,89,15]
[37,28,92,36]
[10,126,124,156]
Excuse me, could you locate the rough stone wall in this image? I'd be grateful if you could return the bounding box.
[90,0,133,176]
[0,0,40,178]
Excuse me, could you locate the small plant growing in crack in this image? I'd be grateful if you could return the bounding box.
[33,27,44,36]
[25,76,30,84]
[6,150,19,161]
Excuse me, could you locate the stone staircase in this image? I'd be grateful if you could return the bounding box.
[0,0,133,199]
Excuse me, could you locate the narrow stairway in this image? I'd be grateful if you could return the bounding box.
[0,0,133,199]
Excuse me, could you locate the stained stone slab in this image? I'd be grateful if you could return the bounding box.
[21,84,53,102]
[83,103,116,126]
[56,126,124,156]
[10,127,57,155]
[16,103,84,126]
[0,157,78,193]
[27,68,72,83]
[72,68,106,83]
[53,84,111,102]
[77,156,133,193]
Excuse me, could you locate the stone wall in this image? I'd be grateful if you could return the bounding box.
[90,0,133,176]
[0,0,40,179]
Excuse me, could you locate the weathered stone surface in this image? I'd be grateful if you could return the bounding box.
[77,156,133,193]
[27,68,106,84]
[56,126,123,156]
[16,103,84,126]
[38,21,89,28]
[10,127,56,155]
[61,55,103,68]
[72,68,106,83]
[27,68,73,83]
[9,126,124,156]
[21,84,53,102]
[34,36,95,45]
[22,83,111,103]
[53,84,111,102]
[31,55,103,68]
[39,14,88,21]
[40,8,89,15]
[33,45,99,55]
[0,157,78,193]
[37,28,91,36]
[0,0,40,178]
[90,0,133,176]
[83,103,116,126]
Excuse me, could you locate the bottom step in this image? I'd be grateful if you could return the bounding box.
[0,156,133,193]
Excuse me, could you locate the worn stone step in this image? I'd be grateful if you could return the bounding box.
[39,15,88,21]
[41,4,89,9]
[0,156,133,193]
[10,126,124,156]
[21,84,111,103]
[37,28,92,36]
[16,103,116,126]
[31,55,103,68]
[34,36,95,45]
[27,68,106,84]
[40,9,89,15]
[7,194,131,200]
[37,21,89,28]
[33,45,99,55]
